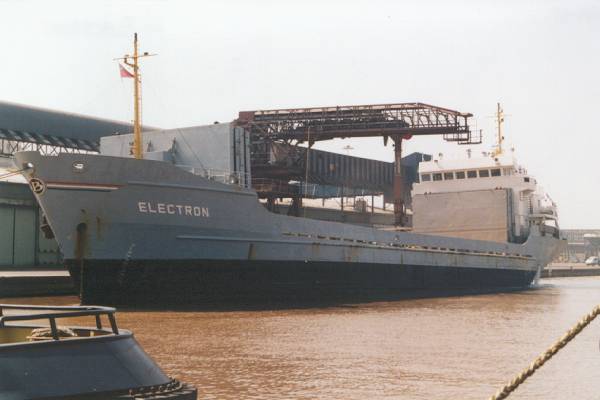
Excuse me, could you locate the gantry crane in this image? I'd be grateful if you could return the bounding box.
[237,102,479,226]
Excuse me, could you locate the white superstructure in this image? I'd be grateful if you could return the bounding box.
[412,152,557,242]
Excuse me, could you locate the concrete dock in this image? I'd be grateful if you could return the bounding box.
[0,268,75,298]
[542,262,600,278]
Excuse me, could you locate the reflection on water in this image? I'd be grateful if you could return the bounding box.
[4,277,600,399]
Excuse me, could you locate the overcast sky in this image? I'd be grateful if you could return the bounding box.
[2,0,599,228]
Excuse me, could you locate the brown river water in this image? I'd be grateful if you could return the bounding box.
[3,277,600,399]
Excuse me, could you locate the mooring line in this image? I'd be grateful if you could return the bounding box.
[489,304,600,400]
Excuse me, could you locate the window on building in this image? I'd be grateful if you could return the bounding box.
[491,168,501,177]
[443,172,454,180]
[524,177,530,182]
[503,168,513,176]
[467,170,477,178]
[421,174,431,182]
[455,171,466,179]
[433,173,443,181]
[479,169,490,178]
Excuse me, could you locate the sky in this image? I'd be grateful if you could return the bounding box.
[1,0,599,228]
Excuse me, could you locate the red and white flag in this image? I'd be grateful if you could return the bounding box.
[119,64,134,78]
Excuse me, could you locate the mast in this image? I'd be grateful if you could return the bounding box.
[493,102,504,157]
[132,34,142,159]
[117,33,155,159]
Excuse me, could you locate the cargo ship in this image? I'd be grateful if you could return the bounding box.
[13,38,562,306]
[14,140,562,306]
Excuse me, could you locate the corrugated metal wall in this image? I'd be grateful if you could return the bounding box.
[269,142,394,189]
[307,148,394,190]
[0,182,60,267]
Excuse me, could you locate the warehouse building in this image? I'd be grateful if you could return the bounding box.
[558,229,600,262]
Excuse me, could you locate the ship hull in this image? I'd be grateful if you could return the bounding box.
[14,151,560,307]
[67,259,537,306]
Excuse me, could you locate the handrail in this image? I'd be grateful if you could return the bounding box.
[174,164,250,187]
[0,304,119,339]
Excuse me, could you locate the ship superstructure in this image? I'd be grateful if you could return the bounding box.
[412,153,558,243]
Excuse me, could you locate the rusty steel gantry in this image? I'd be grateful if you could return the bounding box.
[237,102,479,226]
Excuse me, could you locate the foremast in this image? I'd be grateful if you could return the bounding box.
[116,33,154,159]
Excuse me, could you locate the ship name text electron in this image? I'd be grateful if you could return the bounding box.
[137,201,210,217]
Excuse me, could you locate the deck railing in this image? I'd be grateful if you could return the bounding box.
[174,164,250,187]
[0,304,119,340]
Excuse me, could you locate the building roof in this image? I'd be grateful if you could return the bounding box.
[0,100,158,150]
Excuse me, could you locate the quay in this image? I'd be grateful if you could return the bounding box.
[542,263,600,278]
[0,268,74,297]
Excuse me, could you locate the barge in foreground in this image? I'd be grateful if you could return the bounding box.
[0,303,196,399]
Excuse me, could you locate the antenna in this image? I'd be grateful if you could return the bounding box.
[114,33,156,160]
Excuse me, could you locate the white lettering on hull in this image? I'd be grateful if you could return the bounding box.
[137,201,210,218]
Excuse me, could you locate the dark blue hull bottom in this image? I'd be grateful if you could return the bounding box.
[66,260,537,308]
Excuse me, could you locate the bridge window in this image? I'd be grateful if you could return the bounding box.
[421,174,431,182]
[491,168,501,177]
[455,171,466,179]
[467,170,477,178]
[443,172,454,180]
[479,169,490,178]
[433,173,443,181]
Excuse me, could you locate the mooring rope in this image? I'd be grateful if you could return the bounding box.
[489,304,600,400]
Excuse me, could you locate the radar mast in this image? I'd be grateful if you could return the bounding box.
[493,102,505,157]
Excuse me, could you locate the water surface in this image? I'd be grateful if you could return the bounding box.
[4,277,600,399]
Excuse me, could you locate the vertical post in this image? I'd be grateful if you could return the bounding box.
[132,33,143,160]
[11,207,15,265]
[108,313,119,335]
[266,197,275,212]
[393,135,404,226]
[34,206,39,266]
[304,127,311,218]
[371,194,375,215]
[49,318,59,340]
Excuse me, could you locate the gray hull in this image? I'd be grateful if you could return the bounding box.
[15,152,561,305]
